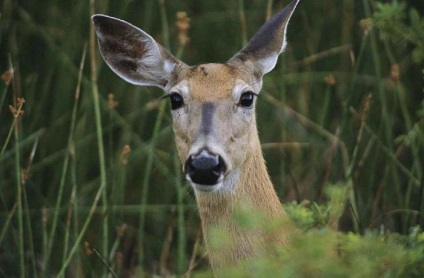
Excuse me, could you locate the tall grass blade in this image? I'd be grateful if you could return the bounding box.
[89,0,109,275]
[41,45,87,276]
[138,0,170,273]
[13,100,25,278]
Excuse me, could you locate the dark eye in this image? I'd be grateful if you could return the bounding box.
[239,91,256,108]
[169,93,184,110]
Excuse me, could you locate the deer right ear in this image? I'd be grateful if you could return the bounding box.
[228,0,299,77]
[92,15,184,89]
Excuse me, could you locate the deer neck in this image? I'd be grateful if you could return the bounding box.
[194,129,289,269]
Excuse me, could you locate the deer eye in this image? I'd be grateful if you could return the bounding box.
[168,93,184,110]
[239,91,256,108]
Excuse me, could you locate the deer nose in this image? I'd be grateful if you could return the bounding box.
[185,149,226,186]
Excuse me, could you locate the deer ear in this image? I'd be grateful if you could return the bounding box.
[92,15,184,89]
[228,0,299,76]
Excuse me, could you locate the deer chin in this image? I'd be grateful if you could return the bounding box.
[190,169,240,194]
[190,181,223,193]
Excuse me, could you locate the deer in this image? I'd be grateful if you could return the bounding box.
[92,0,300,273]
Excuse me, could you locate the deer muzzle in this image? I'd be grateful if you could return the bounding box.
[185,149,226,187]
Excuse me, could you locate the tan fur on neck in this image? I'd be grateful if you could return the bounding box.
[196,125,290,269]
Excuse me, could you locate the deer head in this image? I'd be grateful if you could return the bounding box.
[92,0,299,196]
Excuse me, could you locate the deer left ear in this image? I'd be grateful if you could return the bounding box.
[228,0,299,76]
[92,15,184,89]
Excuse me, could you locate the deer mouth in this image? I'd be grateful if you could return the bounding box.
[185,149,227,190]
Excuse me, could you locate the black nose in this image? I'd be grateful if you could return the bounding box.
[185,149,226,186]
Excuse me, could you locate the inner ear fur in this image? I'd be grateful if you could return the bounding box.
[92,14,184,89]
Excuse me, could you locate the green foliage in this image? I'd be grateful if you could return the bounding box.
[210,223,424,277]
[373,0,424,63]
[201,183,424,276]
[208,195,424,277]
[284,184,349,230]
[284,200,329,230]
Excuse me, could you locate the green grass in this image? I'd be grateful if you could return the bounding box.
[1,0,423,276]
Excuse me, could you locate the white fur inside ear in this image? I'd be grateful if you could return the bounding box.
[281,35,288,53]
[258,53,279,74]
[164,59,176,74]
[259,34,287,74]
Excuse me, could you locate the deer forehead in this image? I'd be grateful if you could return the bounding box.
[170,63,259,102]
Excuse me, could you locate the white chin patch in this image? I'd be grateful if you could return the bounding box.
[191,182,223,193]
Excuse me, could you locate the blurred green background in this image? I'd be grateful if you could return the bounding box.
[1,0,423,276]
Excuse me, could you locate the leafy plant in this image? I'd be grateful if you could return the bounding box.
[373,0,424,63]
[207,189,424,277]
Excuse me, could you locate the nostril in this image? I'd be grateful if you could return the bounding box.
[190,151,219,170]
[185,150,226,186]
[213,156,225,175]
